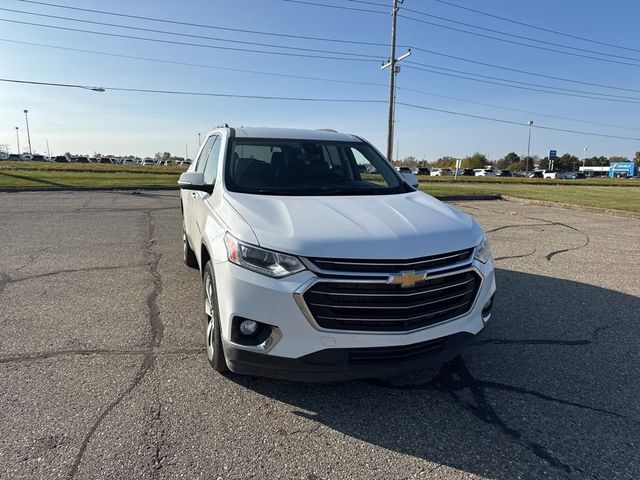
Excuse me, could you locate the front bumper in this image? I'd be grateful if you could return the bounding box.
[214,257,496,379]
[224,330,483,382]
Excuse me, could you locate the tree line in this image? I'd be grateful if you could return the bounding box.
[397,151,640,173]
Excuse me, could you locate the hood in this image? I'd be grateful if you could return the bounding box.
[223,191,482,259]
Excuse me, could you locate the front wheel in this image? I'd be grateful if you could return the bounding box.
[203,261,228,372]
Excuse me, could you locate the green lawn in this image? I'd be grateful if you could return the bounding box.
[420,182,640,213]
[0,170,180,188]
[2,162,638,213]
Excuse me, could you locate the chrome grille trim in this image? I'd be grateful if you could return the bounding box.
[294,266,484,334]
[301,247,476,278]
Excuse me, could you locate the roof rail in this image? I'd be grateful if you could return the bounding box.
[216,123,230,128]
[316,128,337,132]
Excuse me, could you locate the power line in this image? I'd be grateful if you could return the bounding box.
[281,0,387,14]
[396,102,640,141]
[4,77,640,142]
[404,62,640,104]
[0,78,386,103]
[17,0,391,47]
[433,0,640,54]
[0,7,380,59]
[5,37,637,133]
[410,46,640,94]
[0,17,377,62]
[400,6,640,63]
[398,13,640,68]
[276,0,640,67]
[398,86,640,132]
[0,38,385,87]
[12,2,639,95]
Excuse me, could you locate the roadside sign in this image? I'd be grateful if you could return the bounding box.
[549,150,557,159]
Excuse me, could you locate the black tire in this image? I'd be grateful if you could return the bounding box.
[182,222,198,269]
[203,261,228,372]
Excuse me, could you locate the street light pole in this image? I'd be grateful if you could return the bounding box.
[583,147,587,170]
[526,120,533,175]
[23,109,32,156]
[15,127,20,155]
[198,133,201,146]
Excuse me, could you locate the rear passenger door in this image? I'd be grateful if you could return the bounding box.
[184,136,214,242]
[193,134,222,236]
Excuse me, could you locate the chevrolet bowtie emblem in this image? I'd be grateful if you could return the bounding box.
[387,270,427,288]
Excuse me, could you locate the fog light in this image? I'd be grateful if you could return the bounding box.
[239,319,258,336]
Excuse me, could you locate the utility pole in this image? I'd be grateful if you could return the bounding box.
[24,109,32,156]
[198,132,201,146]
[382,0,410,162]
[15,126,20,155]
[46,139,51,160]
[525,120,533,175]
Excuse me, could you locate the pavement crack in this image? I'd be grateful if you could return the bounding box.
[476,379,629,421]
[0,272,10,298]
[437,358,573,475]
[8,263,148,285]
[494,249,536,261]
[373,358,574,474]
[67,210,165,479]
[0,349,147,364]
[487,223,550,233]
[0,348,203,365]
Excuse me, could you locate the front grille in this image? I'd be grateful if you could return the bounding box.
[303,270,481,332]
[347,337,447,365]
[308,248,474,274]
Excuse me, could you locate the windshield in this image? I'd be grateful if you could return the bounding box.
[224,139,408,196]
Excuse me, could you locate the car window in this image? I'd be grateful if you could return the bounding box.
[195,136,215,174]
[203,136,221,185]
[225,140,406,196]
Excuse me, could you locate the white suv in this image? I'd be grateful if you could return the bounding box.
[179,126,496,381]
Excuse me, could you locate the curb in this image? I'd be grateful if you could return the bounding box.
[499,195,640,220]
[436,194,502,202]
[0,185,179,193]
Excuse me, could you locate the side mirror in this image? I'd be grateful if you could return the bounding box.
[178,172,213,193]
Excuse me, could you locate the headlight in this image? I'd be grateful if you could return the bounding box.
[474,233,492,263]
[224,233,306,278]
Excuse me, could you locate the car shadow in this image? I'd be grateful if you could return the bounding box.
[230,268,640,479]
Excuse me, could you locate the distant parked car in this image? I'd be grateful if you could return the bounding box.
[76,156,90,163]
[474,169,496,177]
[495,170,512,177]
[31,154,46,162]
[141,159,156,166]
[8,154,22,161]
[122,159,135,166]
[562,172,585,180]
[53,155,69,163]
[430,168,451,176]
[99,157,113,164]
[412,167,430,176]
[460,169,475,176]
[528,171,544,178]
[543,170,561,179]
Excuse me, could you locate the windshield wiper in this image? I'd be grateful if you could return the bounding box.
[313,188,377,196]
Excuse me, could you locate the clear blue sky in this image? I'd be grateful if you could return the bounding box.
[1,0,639,160]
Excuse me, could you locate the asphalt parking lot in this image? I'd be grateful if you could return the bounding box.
[0,191,638,480]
